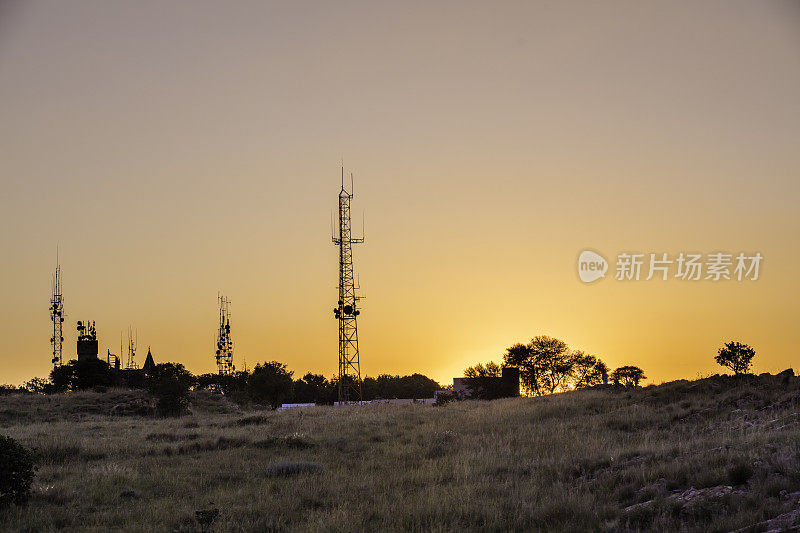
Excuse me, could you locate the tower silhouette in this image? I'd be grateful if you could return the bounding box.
[125,327,137,369]
[215,294,234,375]
[49,254,65,368]
[332,168,364,404]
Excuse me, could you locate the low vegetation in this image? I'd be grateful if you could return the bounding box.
[0,435,35,509]
[1,371,798,531]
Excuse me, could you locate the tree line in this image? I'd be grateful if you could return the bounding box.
[462,335,645,398]
[460,336,759,399]
[0,359,442,416]
[0,337,759,412]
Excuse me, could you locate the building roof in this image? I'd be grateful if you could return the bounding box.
[142,347,156,373]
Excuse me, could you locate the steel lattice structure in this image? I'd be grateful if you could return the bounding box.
[50,258,65,368]
[125,327,137,369]
[332,169,363,404]
[215,294,234,375]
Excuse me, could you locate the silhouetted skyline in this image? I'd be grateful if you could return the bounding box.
[1,1,798,385]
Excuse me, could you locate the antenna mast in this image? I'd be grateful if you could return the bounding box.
[332,167,364,404]
[215,294,234,375]
[50,252,65,368]
[126,327,137,369]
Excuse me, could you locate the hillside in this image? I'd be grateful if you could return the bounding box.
[1,372,799,532]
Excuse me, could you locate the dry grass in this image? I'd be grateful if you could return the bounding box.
[1,374,799,531]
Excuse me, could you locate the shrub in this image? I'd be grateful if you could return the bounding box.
[0,435,36,508]
[148,363,196,417]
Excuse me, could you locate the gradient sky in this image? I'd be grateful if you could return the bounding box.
[1,1,799,387]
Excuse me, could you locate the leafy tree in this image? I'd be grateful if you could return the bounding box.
[504,343,538,394]
[201,371,252,404]
[0,435,35,508]
[0,385,20,396]
[49,364,73,392]
[504,336,576,396]
[462,361,512,400]
[571,353,608,389]
[611,365,646,387]
[148,363,196,416]
[194,372,218,391]
[222,371,251,403]
[363,373,440,400]
[22,377,52,395]
[248,361,294,409]
[715,341,755,375]
[75,359,121,390]
[464,361,502,378]
[47,359,120,391]
[293,373,330,404]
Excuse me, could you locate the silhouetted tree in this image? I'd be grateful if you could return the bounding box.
[75,359,120,390]
[0,385,20,395]
[571,353,608,389]
[46,359,120,391]
[504,336,576,395]
[611,365,646,387]
[22,377,52,395]
[463,361,511,400]
[293,373,330,404]
[464,361,502,378]
[248,361,294,409]
[715,341,755,375]
[148,363,196,416]
[364,373,440,400]
[194,373,218,391]
[49,364,73,392]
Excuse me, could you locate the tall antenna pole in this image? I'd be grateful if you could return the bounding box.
[126,326,137,369]
[215,294,234,375]
[50,252,65,368]
[332,167,364,404]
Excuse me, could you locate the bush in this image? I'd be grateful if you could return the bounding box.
[148,363,196,417]
[0,435,36,508]
[248,362,294,409]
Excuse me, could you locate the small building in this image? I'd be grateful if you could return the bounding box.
[453,366,520,399]
[369,398,436,405]
[277,403,316,410]
[76,321,98,361]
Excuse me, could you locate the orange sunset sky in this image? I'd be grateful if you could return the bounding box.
[1,1,799,387]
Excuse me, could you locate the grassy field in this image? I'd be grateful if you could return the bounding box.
[1,373,799,532]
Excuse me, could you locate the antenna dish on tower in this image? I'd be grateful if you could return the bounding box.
[50,252,65,368]
[332,167,365,405]
[215,294,234,375]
